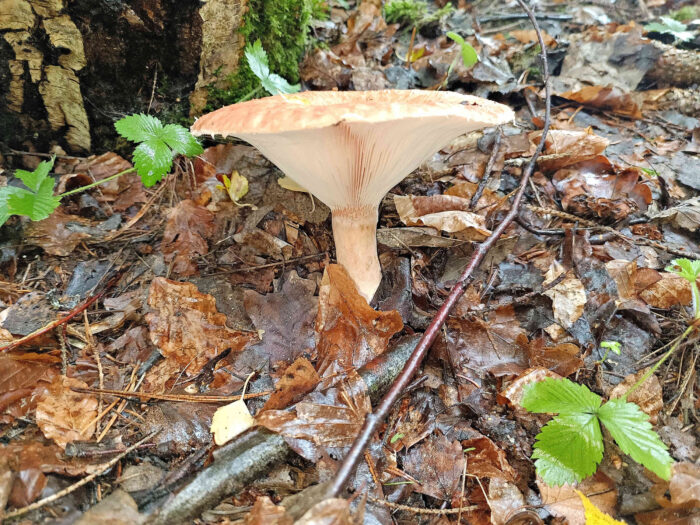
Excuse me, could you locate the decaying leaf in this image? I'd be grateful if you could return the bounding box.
[403,433,466,501]
[463,436,517,482]
[668,462,700,507]
[394,195,491,240]
[539,471,617,525]
[25,209,92,256]
[256,370,371,462]
[638,272,692,309]
[295,498,352,525]
[610,368,662,423]
[146,277,254,376]
[489,478,527,525]
[543,262,587,329]
[244,496,293,525]
[648,197,700,232]
[531,130,609,172]
[519,335,583,377]
[500,368,562,407]
[262,357,320,412]
[315,265,402,378]
[160,199,215,276]
[35,376,97,449]
[0,355,59,422]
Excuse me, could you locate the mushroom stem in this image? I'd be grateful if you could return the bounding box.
[332,206,382,302]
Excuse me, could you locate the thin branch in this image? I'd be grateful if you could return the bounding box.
[328,0,552,499]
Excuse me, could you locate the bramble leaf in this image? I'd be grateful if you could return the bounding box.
[532,413,603,486]
[114,114,202,186]
[1,158,61,225]
[245,40,300,96]
[598,398,673,480]
[521,377,602,415]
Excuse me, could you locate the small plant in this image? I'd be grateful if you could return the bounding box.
[665,258,700,318]
[0,115,202,227]
[446,32,479,68]
[521,377,673,486]
[241,40,301,101]
[596,340,621,365]
[644,16,694,42]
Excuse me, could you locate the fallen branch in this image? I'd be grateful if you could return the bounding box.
[327,0,552,499]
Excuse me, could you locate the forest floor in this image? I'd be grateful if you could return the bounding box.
[0,0,699,524]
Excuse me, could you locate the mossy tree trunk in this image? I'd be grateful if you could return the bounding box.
[0,0,311,154]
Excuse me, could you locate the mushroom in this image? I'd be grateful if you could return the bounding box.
[191,90,514,301]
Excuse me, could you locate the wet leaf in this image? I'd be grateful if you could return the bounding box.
[295,498,352,525]
[394,195,490,241]
[25,209,92,256]
[609,368,662,423]
[262,357,320,412]
[245,496,293,525]
[462,436,517,482]
[0,355,59,422]
[35,376,97,449]
[532,130,609,172]
[543,263,586,329]
[146,277,254,376]
[539,471,617,525]
[403,433,466,500]
[160,199,215,276]
[638,273,692,309]
[315,265,402,378]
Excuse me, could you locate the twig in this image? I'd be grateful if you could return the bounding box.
[328,0,552,498]
[1,431,158,520]
[72,386,272,403]
[470,129,502,210]
[368,496,478,514]
[0,272,122,353]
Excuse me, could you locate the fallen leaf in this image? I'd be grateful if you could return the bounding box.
[500,368,562,407]
[543,263,586,328]
[245,496,293,525]
[394,195,490,241]
[35,376,97,449]
[609,368,662,423]
[0,355,59,422]
[315,265,402,378]
[539,471,617,525]
[531,130,609,172]
[648,197,700,232]
[210,398,254,446]
[520,335,583,377]
[577,490,625,524]
[160,199,215,276]
[638,273,692,309]
[403,433,466,501]
[295,498,352,525]
[669,462,700,507]
[262,357,320,412]
[489,478,527,525]
[25,210,92,256]
[256,370,371,462]
[244,271,318,366]
[561,85,642,118]
[146,277,254,376]
[462,436,517,482]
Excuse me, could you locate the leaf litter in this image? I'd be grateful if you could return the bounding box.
[1,0,700,523]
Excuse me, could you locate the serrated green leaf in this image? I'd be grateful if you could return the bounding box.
[532,413,604,486]
[644,17,694,41]
[159,124,204,156]
[665,258,700,283]
[133,140,173,187]
[598,399,673,480]
[115,113,164,142]
[2,158,61,223]
[14,159,53,192]
[245,39,270,81]
[262,73,301,96]
[446,31,479,68]
[522,378,602,415]
[0,186,21,226]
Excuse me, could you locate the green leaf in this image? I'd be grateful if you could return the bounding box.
[2,158,61,224]
[446,31,479,68]
[598,399,673,480]
[261,73,301,96]
[522,378,602,415]
[132,140,173,187]
[114,114,202,186]
[160,124,204,157]
[665,258,700,283]
[245,40,271,82]
[532,413,604,486]
[114,113,164,142]
[644,17,694,42]
[600,341,621,355]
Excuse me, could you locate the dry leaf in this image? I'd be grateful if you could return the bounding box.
[262,357,320,412]
[462,436,517,482]
[210,398,254,446]
[500,367,562,407]
[669,462,700,507]
[0,355,59,422]
[638,273,692,309]
[520,335,583,377]
[394,195,490,240]
[160,200,215,276]
[489,478,527,525]
[609,368,662,423]
[35,376,97,449]
[543,263,586,328]
[295,498,352,525]
[531,130,609,172]
[315,265,402,378]
[539,471,617,525]
[146,277,254,376]
[245,496,293,525]
[25,210,92,256]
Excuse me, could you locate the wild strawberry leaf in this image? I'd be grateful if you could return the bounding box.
[1,158,61,226]
[532,413,604,486]
[598,398,673,480]
[114,114,203,187]
[521,377,602,415]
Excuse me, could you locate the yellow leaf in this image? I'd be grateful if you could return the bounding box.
[576,490,625,525]
[210,399,254,445]
[277,176,307,192]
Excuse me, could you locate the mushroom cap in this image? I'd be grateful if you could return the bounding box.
[191,90,513,210]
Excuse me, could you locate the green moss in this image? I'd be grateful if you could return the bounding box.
[384,0,452,28]
[670,6,699,22]
[207,0,312,108]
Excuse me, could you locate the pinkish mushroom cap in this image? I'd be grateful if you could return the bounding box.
[192,90,514,301]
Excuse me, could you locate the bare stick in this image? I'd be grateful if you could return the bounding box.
[328,0,551,499]
[470,128,502,210]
